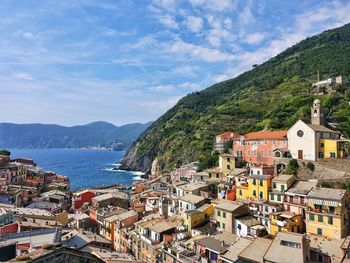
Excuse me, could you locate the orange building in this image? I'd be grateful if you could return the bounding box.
[233,131,288,165]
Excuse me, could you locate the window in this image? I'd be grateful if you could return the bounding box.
[260,179,263,186]
[217,210,221,217]
[273,182,277,189]
[318,215,323,223]
[222,223,225,229]
[227,165,230,170]
[257,170,260,175]
[309,213,314,221]
[216,173,220,178]
[186,204,189,209]
[209,173,212,178]
[320,143,324,147]
[297,130,304,137]
[217,222,220,227]
[328,216,333,225]
[227,158,230,162]
[239,189,242,196]
[272,140,276,144]
[270,193,275,201]
[265,206,268,212]
[254,150,257,156]
[329,207,335,214]
[223,212,226,218]
[277,195,281,202]
[260,150,264,157]
[278,226,282,232]
[259,191,263,200]
[268,151,272,157]
[281,240,301,248]
[317,228,322,236]
[253,179,257,185]
[253,190,257,196]
[247,150,250,156]
[281,185,285,192]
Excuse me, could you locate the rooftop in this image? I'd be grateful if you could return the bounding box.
[309,234,345,263]
[250,174,272,180]
[243,130,287,140]
[148,221,178,233]
[179,193,205,205]
[215,201,243,212]
[238,237,273,262]
[272,174,295,183]
[177,182,207,192]
[236,215,260,227]
[11,207,54,217]
[263,232,307,263]
[307,187,347,201]
[195,236,229,254]
[221,238,253,262]
[306,123,341,134]
[105,210,138,223]
[285,180,318,196]
[92,191,128,202]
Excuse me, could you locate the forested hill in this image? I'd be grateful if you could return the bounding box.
[0,121,152,150]
[121,23,350,173]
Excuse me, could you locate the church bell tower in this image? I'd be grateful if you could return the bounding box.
[311,99,324,126]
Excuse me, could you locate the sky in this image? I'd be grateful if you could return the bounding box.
[1,0,350,126]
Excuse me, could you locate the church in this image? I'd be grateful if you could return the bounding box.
[287,99,347,161]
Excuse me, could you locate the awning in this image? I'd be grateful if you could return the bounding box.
[323,200,340,207]
[308,198,323,205]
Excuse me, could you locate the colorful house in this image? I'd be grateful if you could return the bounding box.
[213,201,250,234]
[72,190,96,211]
[182,203,213,232]
[283,180,317,216]
[233,131,288,165]
[215,132,240,152]
[305,187,350,239]
[269,174,296,204]
[270,211,302,236]
[236,172,273,202]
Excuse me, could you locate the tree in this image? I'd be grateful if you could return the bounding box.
[285,159,299,175]
[0,149,10,156]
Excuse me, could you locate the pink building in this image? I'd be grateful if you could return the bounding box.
[283,181,317,217]
[215,132,240,152]
[113,210,138,252]
[233,131,288,165]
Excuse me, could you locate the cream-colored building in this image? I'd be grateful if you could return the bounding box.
[287,99,341,161]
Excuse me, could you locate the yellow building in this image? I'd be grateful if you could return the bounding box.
[270,211,302,236]
[319,139,349,158]
[305,187,350,239]
[182,204,213,231]
[269,174,296,204]
[236,174,273,202]
[219,153,235,173]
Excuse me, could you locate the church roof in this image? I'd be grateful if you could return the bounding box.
[306,124,341,134]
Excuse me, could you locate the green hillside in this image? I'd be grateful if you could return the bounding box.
[122,23,350,173]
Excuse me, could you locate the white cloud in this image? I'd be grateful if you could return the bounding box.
[238,2,255,25]
[22,32,34,39]
[244,32,266,45]
[13,72,35,81]
[189,0,235,12]
[157,14,179,29]
[139,96,181,112]
[149,84,175,93]
[169,38,235,62]
[206,16,235,47]
[185,16,203,33]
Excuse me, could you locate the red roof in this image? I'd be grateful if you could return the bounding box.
[217,132,241,140]
[244,130,287,140]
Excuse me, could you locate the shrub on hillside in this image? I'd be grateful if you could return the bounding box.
[285,159,299,175]
[306,162,315,172]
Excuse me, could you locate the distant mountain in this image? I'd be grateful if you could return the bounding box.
[122,23,350,173]
[0,121,153,150]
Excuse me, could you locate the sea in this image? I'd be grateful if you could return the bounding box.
[9,148,144,191]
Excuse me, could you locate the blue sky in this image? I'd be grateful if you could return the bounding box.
[1,0,350,126]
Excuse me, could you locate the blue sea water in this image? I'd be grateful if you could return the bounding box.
[9,148,143,190]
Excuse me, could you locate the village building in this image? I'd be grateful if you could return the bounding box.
[213,201,250,234]
[236,172,273,202]
[263,232,310,263]
[269,174,296,204]
[305,187,350,239]
[215,132,240,152]
[287,99,348,160]
[182,203,213,232]
[233,130,288,165]
[269,211,302,236]
[238,237,273,262]
[178,193,207,215]
[234,215,262,237]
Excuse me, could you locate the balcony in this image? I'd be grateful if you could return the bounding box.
[308,208,340,216]
[276,220,287,227]
[140,233,160,245]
